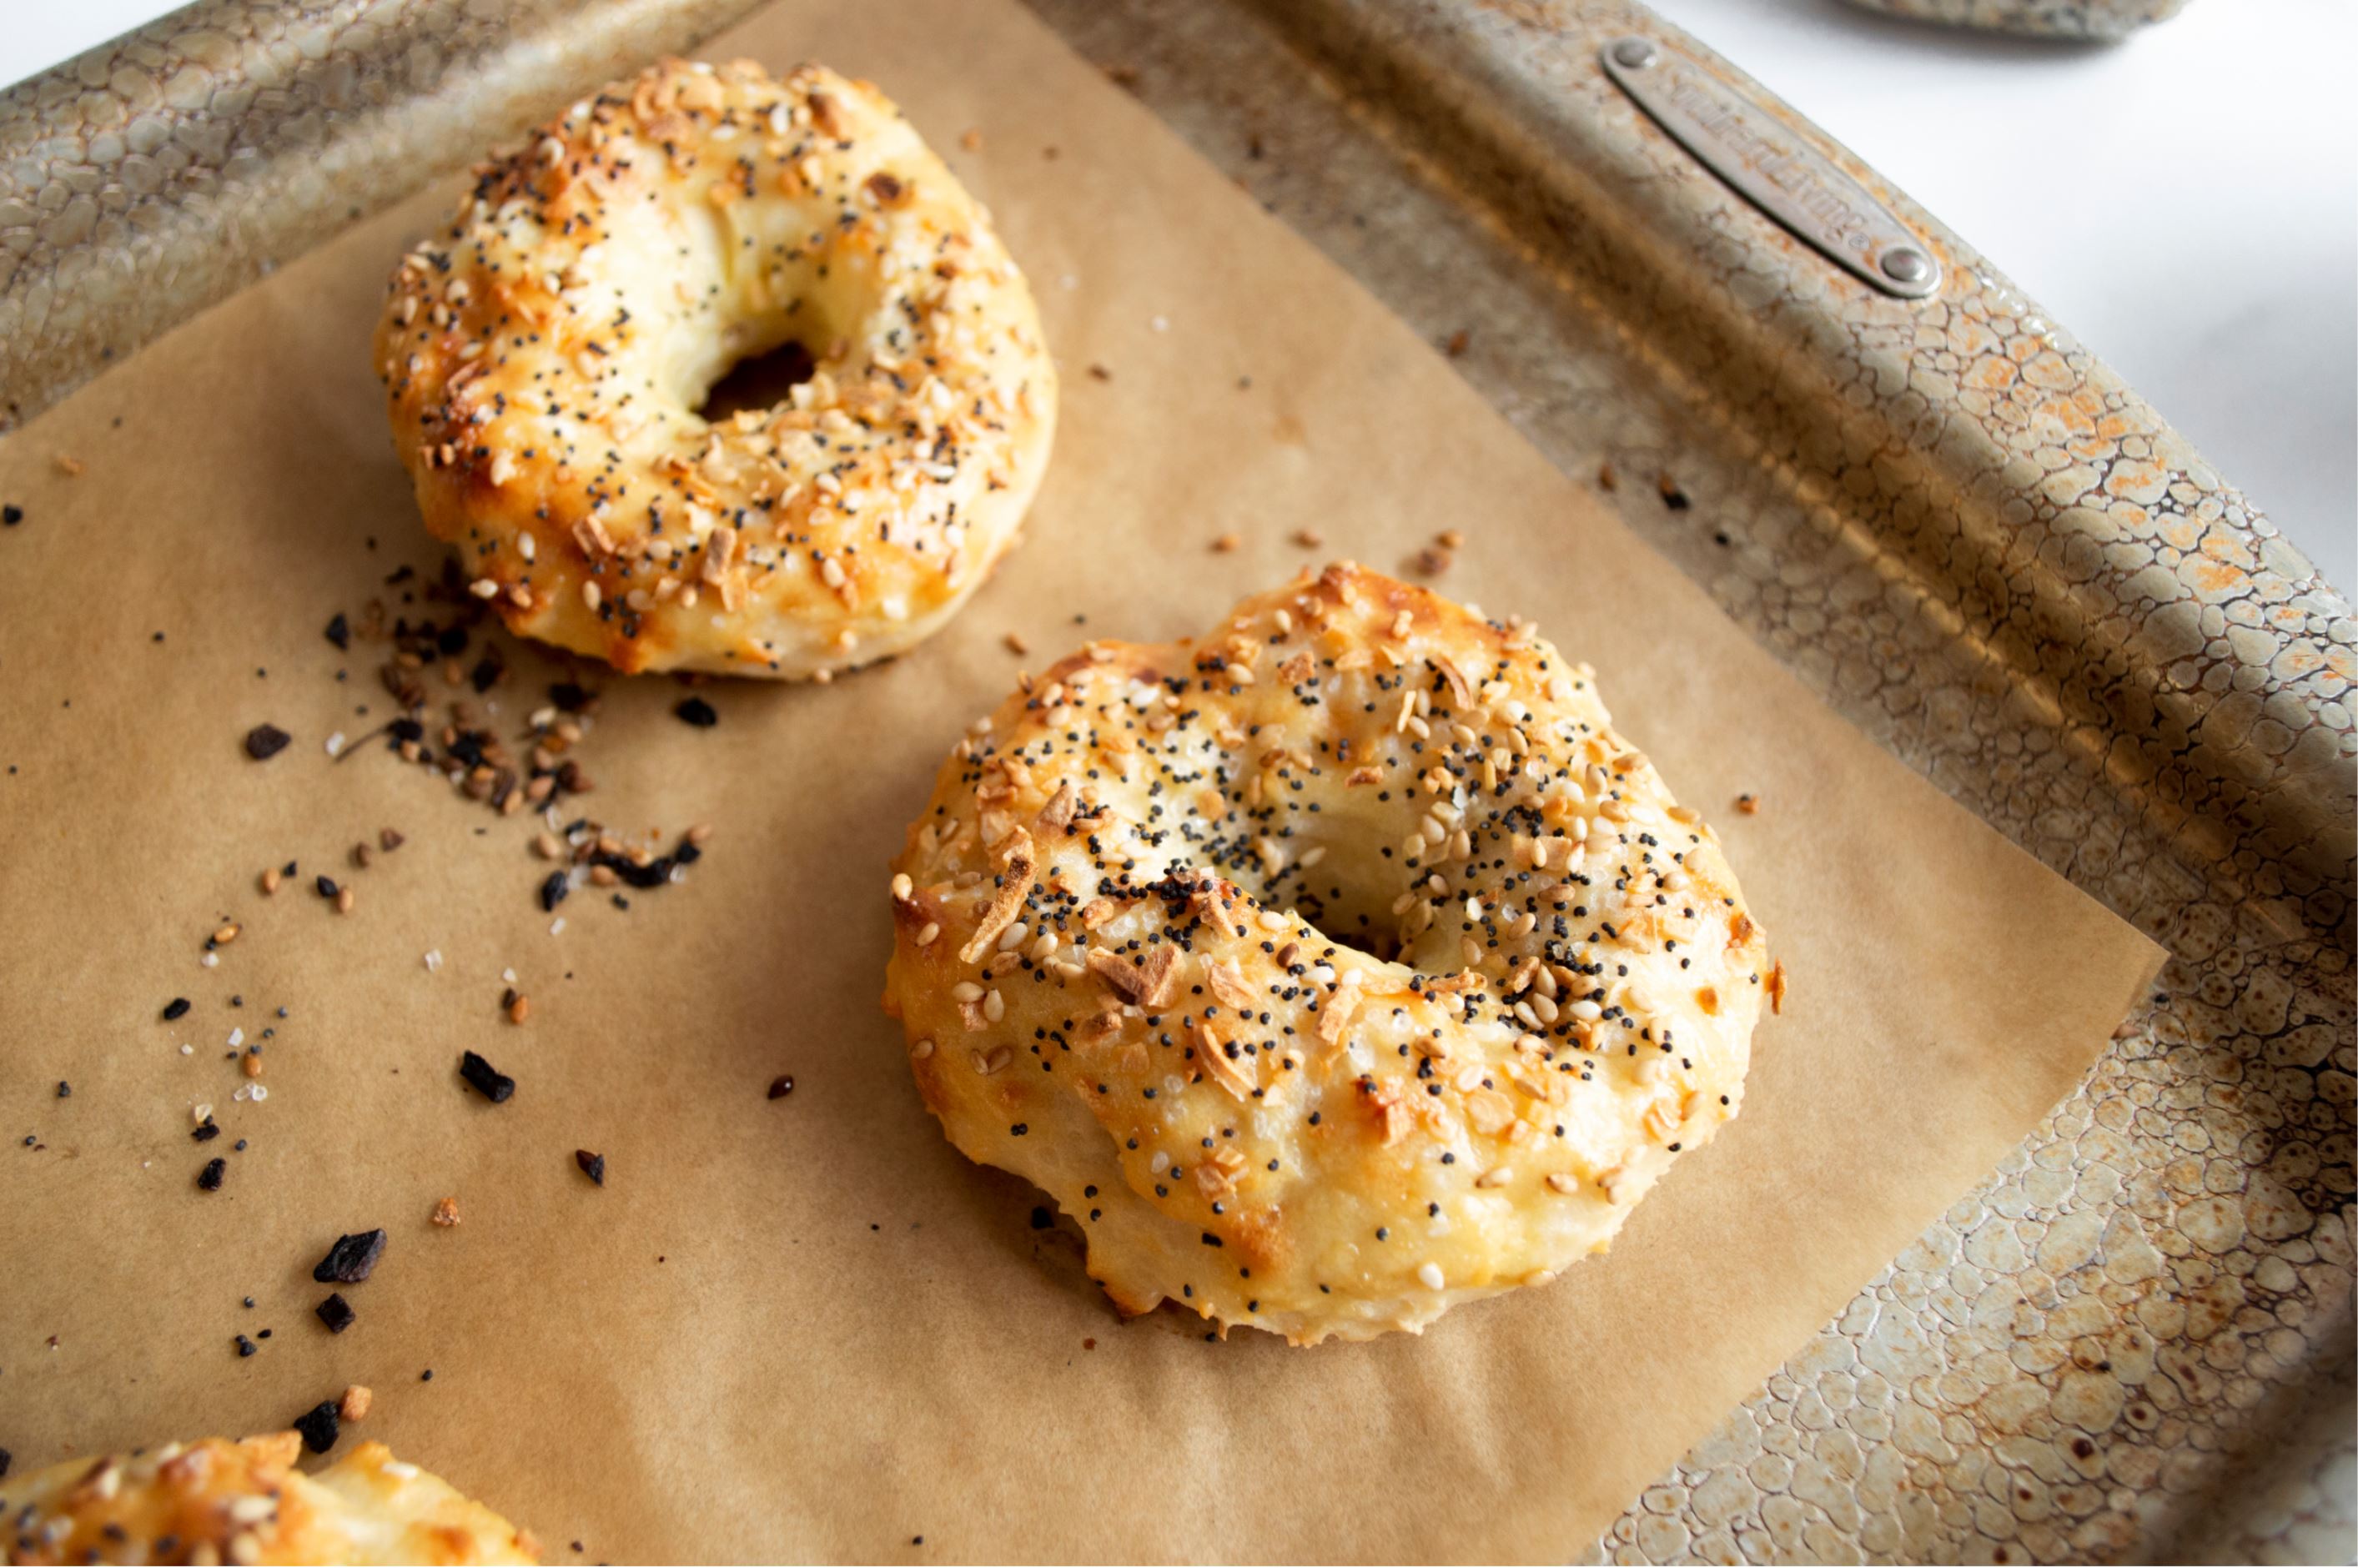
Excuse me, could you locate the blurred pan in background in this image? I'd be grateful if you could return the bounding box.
[1840,0,2189,40]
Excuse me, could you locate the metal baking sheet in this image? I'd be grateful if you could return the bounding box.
[0,0,2348,1560]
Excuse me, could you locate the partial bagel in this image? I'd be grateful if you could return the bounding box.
[883,565,1772,1344]
[0,1433,535,1565]
[374,58,1056,678]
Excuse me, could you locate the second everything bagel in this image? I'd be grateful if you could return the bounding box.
[883,564,1772,1344]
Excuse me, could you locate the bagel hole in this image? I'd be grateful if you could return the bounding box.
[1275,884,1404,964]
[1240,830,1416,966]
[696,339,817,421]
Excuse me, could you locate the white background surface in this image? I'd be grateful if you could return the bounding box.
[6,0,2353,594]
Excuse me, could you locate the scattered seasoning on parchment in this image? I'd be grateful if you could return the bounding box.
[311,1229,387,1284]
[458,1051,515,1103]
[1086,364,1111,382]
[234,1334,257,1358]
[585,831,705,892]
[1657,472,1690,510]
[293,1400,340,1455]
[141,569,743,1379]
[1736,792,1760,815]
[1003,631,1029,656]
[1210,533,1240,554]
[767,1075,795,1100]
[314,1293,356,1334]
[1596,462,1616,492]
[1,505,21,526]
[54,1082,69,1098]
[1445,329,1470,357]
[351,579,623,840]
[339,1385,372,1423]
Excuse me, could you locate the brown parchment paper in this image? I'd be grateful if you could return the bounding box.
[0,0,2164,1560]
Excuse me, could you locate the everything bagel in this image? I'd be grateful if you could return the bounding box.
[882,565,1773,1344]
[0,1433,536,1564]
[374,59,1055,678]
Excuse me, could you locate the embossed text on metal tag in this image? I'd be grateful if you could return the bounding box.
[1601,37,1940,299]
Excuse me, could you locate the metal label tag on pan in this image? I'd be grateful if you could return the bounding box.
[1601,34,1941,299]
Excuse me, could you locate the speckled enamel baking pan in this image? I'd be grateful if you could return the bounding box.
[1,0,2350,1560]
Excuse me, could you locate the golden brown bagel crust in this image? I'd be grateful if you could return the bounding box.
[883,565,1769,1344]
[2,1435,536,1565]
[374,58,1056,677]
